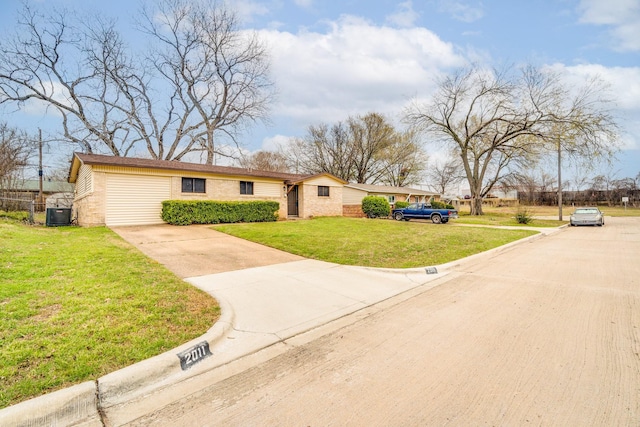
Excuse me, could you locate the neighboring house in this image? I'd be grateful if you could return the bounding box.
[5,179,75,195]
[0,179,75,210]
[67,153,346,227]
[440,195,461,210]
[342,183,439,217]
[458,188,518,200]
[457,188,519,208]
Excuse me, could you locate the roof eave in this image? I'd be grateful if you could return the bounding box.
[68,153,83,183]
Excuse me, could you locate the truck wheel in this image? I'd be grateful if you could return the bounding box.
[431,214,442,224]
[394,212,404,221]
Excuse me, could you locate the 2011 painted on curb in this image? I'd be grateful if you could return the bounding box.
[177,341,212,371]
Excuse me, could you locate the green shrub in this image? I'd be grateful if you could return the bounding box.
[362,196,390,218]
[394,201,410,209]
[515,207,533,224]
[162,200,279,225]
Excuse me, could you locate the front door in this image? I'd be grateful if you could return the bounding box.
[287,185,299,216]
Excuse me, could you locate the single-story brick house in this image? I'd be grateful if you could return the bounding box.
[342,183,439,217]
[67,153,346,226]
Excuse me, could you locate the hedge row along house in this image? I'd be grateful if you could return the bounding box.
[67,153,347,227]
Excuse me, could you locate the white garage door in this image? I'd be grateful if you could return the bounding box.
[106,174,171,226]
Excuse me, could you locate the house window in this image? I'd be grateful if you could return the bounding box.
[318,185,330,197]
[387,195,396,204]
[182,177,206,193]
[240,181,254,195]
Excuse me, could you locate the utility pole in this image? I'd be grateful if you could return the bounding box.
[557,138,562,221]
[38,128,43,209]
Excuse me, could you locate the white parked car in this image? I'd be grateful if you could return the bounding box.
[570,207,604,227]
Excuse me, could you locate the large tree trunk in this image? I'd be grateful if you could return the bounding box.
[470,195,484,215]
[467,170,484,215]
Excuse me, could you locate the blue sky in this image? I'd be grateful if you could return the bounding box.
[1,0,639,184]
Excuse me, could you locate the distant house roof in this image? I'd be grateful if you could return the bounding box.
[345,183,438,196]
[7,179,74,193]
[68,153,346,185]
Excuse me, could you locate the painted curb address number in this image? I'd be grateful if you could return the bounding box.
[177,341,212,371]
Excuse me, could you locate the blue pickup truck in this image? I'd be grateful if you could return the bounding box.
[391,203,458,224]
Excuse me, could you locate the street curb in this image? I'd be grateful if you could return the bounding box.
[366,225,567,275]
[0,289,235,427]
[0,381,102,427]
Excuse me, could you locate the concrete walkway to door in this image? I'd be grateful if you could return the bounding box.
[111,223,305,278]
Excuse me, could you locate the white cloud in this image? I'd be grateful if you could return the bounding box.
[234,0,272,23]
[438,1,484,23]
[18,81,73,117]
[546,63,640,111]
[260,134,292,151]
[545,62,640,150]
[259,15,465,129]
[578,0,640,51]
[386,1,420,28]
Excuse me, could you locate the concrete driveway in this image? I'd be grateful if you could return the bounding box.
[111,224,304,278]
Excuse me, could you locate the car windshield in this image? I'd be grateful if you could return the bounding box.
[575,208,599,214]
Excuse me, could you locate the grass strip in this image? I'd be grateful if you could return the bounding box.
[455,213,565,227]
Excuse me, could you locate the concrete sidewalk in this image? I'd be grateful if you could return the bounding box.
[0,223,564,426]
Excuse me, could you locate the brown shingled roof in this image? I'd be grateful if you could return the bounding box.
[68,152,346,184]
[345,182,437,196]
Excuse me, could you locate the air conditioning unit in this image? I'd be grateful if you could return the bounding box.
[46,208,72,226]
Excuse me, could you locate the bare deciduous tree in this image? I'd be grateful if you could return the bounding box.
[237,150,290,172]
[305,121,355,180]
[376,129,428,187]
[348,113,395,183]
[0,6,132,156]
[140,0,273,164]
[0,1,273,163]
[283,112,425,184]
[405,65,619,215]
[425,156,464,195]
[0,123,30,191]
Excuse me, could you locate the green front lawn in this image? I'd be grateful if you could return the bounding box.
[0,218,220,409]
[215,216,540,268]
